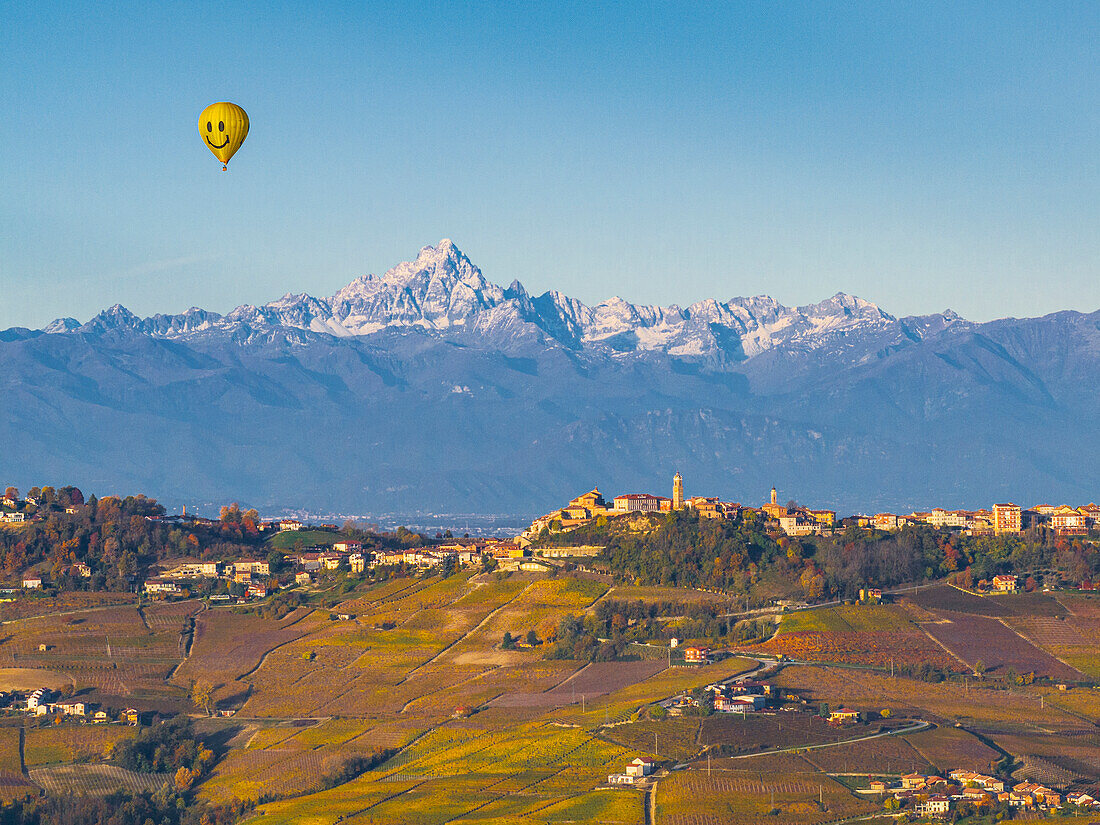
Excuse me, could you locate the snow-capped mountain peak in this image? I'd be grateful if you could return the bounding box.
[39,240,948,362]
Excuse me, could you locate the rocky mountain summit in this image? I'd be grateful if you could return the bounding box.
[5,241,1099,517]
[47,240,935,361]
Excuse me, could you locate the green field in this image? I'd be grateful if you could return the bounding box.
[266,529,341,549]
[0,728,21,772]
[778,604,915,634]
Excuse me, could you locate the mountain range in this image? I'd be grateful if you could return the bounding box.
[3,239,1098,519]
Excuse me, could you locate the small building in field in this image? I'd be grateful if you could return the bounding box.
[625,757,655,778]
[295,571,312,586]
[518,559,554,573]
[991,574,1018,593]
[829,707,859,724]
[22,577,42,589]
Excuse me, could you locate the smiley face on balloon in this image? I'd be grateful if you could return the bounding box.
[198,102,249,170]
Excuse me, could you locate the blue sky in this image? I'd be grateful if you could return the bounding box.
[2,1,1097,330]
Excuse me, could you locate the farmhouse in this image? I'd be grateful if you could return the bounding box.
[235,559,271,576]
[714,695,763,712]
[683,646,710,664]
[1066,792,1099,809]
[991,574,1018,593]
[607,773,636,786]
[912,795,950,817]
[829,707,859,723]
[22,577,42,589]
[949,770,1003,792]
[26,688,52,711]
[625,757,655,778]
[52,700,87,717]
[278,519,303,531]
[164,561,220,579]
[143,578,181,594]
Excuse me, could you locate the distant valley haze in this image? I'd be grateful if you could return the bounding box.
[1,240,1097,519]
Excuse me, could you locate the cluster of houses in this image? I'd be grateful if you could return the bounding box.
[144,557,274,599]
[522,479,742,542]
[3,687,142,725]
[285,537,552,580]
[521,475,1100,543]
[866,770,1097,817]
[139,534,562,602]
[662,680,771,716]
[775,498,1100,538]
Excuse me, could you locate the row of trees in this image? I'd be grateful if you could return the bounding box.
[0,794,251,825]
[0,493,266,589]
[557,510,1100,603]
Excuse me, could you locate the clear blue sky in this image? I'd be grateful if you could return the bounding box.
[2,1,1097,330]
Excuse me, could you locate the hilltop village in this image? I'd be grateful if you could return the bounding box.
[523,473,1100,541]
[1,478,1099,602]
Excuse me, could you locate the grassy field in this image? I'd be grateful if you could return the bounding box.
[266,529,341,550]
[0,728,21,772]
[778,604,915,634]
[22,724,134,766]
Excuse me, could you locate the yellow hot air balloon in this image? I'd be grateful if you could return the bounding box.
[198,102,249,170]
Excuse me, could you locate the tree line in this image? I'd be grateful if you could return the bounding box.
[541,510,1100,602]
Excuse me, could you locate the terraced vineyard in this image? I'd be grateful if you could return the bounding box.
[6,573,1099,824]
[29,764,169,796]
[657,768,877,825]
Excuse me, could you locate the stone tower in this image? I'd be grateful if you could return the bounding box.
[771,486,778,506]
[673,473,684,510]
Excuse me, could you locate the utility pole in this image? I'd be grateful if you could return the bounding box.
[654,732,658,758]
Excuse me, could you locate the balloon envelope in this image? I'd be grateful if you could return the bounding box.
[198,102,249,166]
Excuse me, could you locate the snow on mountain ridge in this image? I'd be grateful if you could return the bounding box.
[42,240,922,360]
